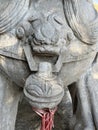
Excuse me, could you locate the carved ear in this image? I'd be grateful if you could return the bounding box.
[63,0,98,44]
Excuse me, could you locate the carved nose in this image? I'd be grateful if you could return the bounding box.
[41,23,59,44]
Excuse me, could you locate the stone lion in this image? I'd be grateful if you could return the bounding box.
[0,0,98,130]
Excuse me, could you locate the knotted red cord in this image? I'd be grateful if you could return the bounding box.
[33,107,57,130]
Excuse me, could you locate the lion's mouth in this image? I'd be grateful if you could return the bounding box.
[31,37,64,56]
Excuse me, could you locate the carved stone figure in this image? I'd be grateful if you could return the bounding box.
[0,0,98,130]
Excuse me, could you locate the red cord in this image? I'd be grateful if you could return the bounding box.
[33,107,57,130]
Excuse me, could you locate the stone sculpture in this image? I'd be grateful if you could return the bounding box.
[0,0,98,130]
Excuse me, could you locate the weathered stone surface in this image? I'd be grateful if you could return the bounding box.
[0,0,98,130]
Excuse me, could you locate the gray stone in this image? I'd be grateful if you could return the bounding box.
[0,0,98,130]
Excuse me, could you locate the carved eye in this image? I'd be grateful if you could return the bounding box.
[29,16,39,22]
[28,16,41,28]
[53,16,63,25]
[47,13,63,26]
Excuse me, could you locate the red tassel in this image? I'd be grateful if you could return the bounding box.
[33,107,57,130]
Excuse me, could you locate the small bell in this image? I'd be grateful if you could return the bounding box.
[24,62,64,130]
